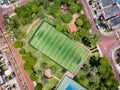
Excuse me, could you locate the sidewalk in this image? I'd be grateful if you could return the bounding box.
[6,37,34,90]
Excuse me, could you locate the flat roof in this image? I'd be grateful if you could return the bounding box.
[103,5,120,19]
[109,16,120,27]
[100,0,115,7]
[56,76,87,90]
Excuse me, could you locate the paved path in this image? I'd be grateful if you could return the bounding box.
[26,18,40,35]
[80,0,120,81]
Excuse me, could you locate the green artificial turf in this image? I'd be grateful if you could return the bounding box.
[29,21,89,73]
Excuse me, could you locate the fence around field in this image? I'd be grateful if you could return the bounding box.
[29,21,89,73]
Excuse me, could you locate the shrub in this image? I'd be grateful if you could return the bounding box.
[13,40,23,48]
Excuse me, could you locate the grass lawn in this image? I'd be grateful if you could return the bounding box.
[22,20,64,90]
[29,21,89,73]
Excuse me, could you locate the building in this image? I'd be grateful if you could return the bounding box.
[97,0,120,30]
[56,76,87,90]
[99,0,116,9]
[108,16,120,30]
[102,4,120,20]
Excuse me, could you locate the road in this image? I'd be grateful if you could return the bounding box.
[80,0,120,81]
[0,0,34,90]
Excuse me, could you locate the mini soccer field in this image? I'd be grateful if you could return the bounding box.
[29,21,89,73]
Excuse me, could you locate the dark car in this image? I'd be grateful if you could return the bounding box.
[7,61,11,66]
[11,72,16,77]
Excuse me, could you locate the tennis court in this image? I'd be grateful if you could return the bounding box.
[29,21,89,73]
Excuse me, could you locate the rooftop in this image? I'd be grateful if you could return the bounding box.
[103,5,120,19]
[109,16,120,27]
[100,0,115,7]
[56,76,87,90]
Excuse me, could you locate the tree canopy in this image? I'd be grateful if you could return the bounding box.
[35,83,43,90]
[75,18,83,26]
[62,13,73,23]
[13,40,23,48]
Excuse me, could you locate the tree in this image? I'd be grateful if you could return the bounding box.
[98,65,106,74]
[37,9,44,18]
[89,56,99,67]
[78,3,84,12]
[54,10,62,18]
[87,32,102,47]
[55,18,62,25]
[35,83,43,90]
[13,40,23,48]
[82,20,92,30]
[75,18,83,26]
[49,3,60,15]
[100,86,107,90]
[80,14,86,20]
[62,13,73,23]
[68,32,80,41]
[54,0,61,5]
[79,28,89,37]
[43,0,50,9]
[99,57,109,65]
[70,3,79,13]
[105,80,112,87]
[67,0,77,5]
[82,37,91,47]
[56,24,63,31]
[24,62,33,74]
[63,24,69,31]
[30,73,37,81]
[19,48,26,55]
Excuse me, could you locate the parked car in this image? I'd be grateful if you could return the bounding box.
[96,24,100,29]
[93,18,98,23]
[7,61,11,66]
[11,72,16,77]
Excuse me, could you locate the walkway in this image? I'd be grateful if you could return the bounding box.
[26,18,40,35]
